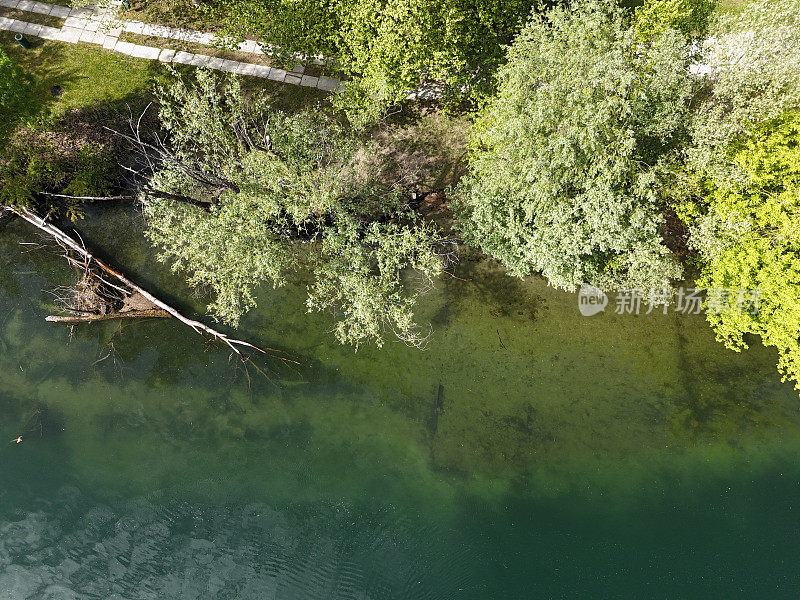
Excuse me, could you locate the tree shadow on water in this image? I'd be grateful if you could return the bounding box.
[667,331,798,444]
[443,254,549,324]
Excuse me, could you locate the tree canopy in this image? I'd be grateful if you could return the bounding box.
[685,0,800,188]
[676,0,800,389]
[207,0,535,125]
[139,70,448,348]
[633,0,715,43]
[453,0,691,296]
[687,113,800,389]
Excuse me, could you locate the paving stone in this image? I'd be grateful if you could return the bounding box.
[205,56,223,69]
[189,31,206,44]
[98,19,118,32]
[189,53,209,66]
[232,62,256,76]
[172,50,194,65]
[195,31,213,44]
[299,74,319,88]
[68,7,91,17]
[151,24,172,38]
[217,58,238,73]
[284,72,302,86]
[151,23,172,37]
[79,28,97,43]
[316,76,338,93]
[90,31,108,44]
[171,26,192,41]
[123,20,143,35]
[56,28,82,43]
[267,67,287,82]
[251,65,271,78]
[0,0,335,88]
[38,24,60,39]
[49,5,70,17]
[237,40,259,54]
[29,1,51,14]
[112,40,134,54]
[22,22,42,36]
[129,44,160,59]
[63,16,86,28]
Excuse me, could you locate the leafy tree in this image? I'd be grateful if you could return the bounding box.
[207,0,535,125]
[0,48,34,142]
[453,0,691,296]
[686,113,800,390]
[139,70,447,348]
[633,0,715,43]
[685,0,800,189]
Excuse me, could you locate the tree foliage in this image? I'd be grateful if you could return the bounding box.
[686,0,800,188]
[207,0,534,125]
[141,70,446,348]
[673,0,800,389]
[633,0,715,43]
[453,0,691,295]
[686,113,800,389]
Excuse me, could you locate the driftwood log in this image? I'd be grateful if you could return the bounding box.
[3,205,283,360]
[46,309,171,323]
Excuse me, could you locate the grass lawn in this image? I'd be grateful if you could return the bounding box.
[1,34,327,135]
[1,34,160,125]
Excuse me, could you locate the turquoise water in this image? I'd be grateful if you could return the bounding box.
[1,206,800,599]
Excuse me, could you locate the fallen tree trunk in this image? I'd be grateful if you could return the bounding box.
[4,205,287,360]
[37,192,137,202]
[46,309,171,322]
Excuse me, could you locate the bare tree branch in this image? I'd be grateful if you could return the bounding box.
[38,192,136,201]
[3,205,299,364]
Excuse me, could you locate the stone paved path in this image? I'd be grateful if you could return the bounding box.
[0,0,341,91]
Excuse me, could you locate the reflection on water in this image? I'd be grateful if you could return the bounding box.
[1,206,800,598]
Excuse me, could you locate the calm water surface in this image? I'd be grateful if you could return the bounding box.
[1,206,799,599]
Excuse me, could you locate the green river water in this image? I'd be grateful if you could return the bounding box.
[1,205,799,599]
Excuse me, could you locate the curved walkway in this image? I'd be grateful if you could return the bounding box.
[0,0,341,91]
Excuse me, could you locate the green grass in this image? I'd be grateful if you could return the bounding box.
[1,35,160,124]
[1,34,326,128]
